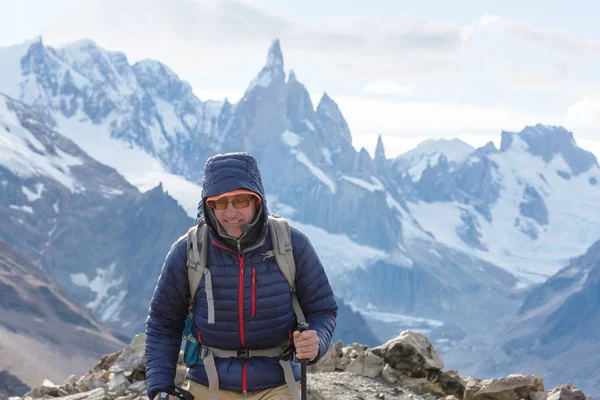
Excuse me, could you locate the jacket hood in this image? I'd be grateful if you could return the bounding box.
[200,152,269,251]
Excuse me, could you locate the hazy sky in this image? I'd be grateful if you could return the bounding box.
[1,0,599,158]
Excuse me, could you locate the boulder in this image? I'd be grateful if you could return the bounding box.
[472,374,544,400]
[439,370,466,399]
[547,384,589,400]
[372,331,444,378]
[309,341,342,373]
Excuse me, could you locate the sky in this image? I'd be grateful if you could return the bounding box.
[1,0,600,159]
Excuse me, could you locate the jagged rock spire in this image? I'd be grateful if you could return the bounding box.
[317,92,352,144]
[375,135,386,162]
[266,38,283,70]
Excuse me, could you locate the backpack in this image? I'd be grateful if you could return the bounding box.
[181,215,306,367]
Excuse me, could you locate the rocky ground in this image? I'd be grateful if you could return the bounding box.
[4,331,595,400]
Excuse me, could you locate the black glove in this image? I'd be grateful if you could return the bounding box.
[159,386,195,400]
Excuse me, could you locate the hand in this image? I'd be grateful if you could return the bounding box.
[293,329,319,361]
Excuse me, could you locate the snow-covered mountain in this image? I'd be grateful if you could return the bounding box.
[398,126,600,285]
[2,36,600,394]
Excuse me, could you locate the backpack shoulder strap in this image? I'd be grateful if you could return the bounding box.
[186,221,208,316]
[268,215,306,324]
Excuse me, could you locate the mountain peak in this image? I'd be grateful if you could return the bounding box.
[266,38,283,69]
[316,92,352,144]
[398,138,474,163]
[288,69,297,83]
[134,59,177,79]
[24,35,44,47]
[500,124,598,174]
[65,38,99,50]
[243,39,285,94]
[477,141,499,155]
[321,92,333,104]
[375,135,386,162]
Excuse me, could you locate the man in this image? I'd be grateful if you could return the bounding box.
[145,152,338,400]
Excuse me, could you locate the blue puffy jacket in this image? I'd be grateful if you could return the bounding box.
[145,153,338,398]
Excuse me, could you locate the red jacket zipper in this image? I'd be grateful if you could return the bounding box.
[252,268,256,317]
[211,240,248,392]
[211,240,246,347]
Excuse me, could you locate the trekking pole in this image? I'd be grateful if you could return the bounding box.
[298,322,309,400]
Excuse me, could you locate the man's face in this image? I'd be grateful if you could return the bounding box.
[208,194,258,239]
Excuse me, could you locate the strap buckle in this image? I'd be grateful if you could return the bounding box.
[279,343,295,361]
[186,260,202,270]
[237,348,249,358]
[200,345,209,360]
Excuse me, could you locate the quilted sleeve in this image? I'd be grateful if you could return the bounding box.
[291,228,338,365]
[144,237,190,399]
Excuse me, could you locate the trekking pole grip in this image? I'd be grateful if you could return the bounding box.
[297,322,309,400]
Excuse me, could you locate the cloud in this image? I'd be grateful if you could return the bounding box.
[505,62,569,92]
[41,0,474,84]
[380,20,469,51]
[479,14,600,56]
[335,95,562,136]
[363,82,415,95]
[567,98,600,129]
[32,1,600,152]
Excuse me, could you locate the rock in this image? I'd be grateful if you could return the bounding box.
[347,351,367,375]
[41,387,108,400]
[43,379,60,396]
[23,379,59,399]
[306,371,427,399]
[114,395,138,400]
[339,343,367,371]
[439,370,466,399]
[80,370,111,390]
[127,381,147,394]
[64,376,78,386]
[547,384,588,400]
[309,342,341,373]
[8,333,596,400]
[372,331,443,378]
[108,373,131,393]
[62,376,78,395]
[472,374,544,400]
[364,351,385,378]
[109,334,146,373]
[533,391,549,400]
[91,351,123,373]
[397,377,446,397]
[382,364,400,384]
[464,377,484,400]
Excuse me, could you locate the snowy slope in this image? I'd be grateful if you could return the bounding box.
[267,195,387,278]
[0,96,84,192]
[53,110,202,217]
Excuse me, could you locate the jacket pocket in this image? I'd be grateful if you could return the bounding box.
[252,267,256,317]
